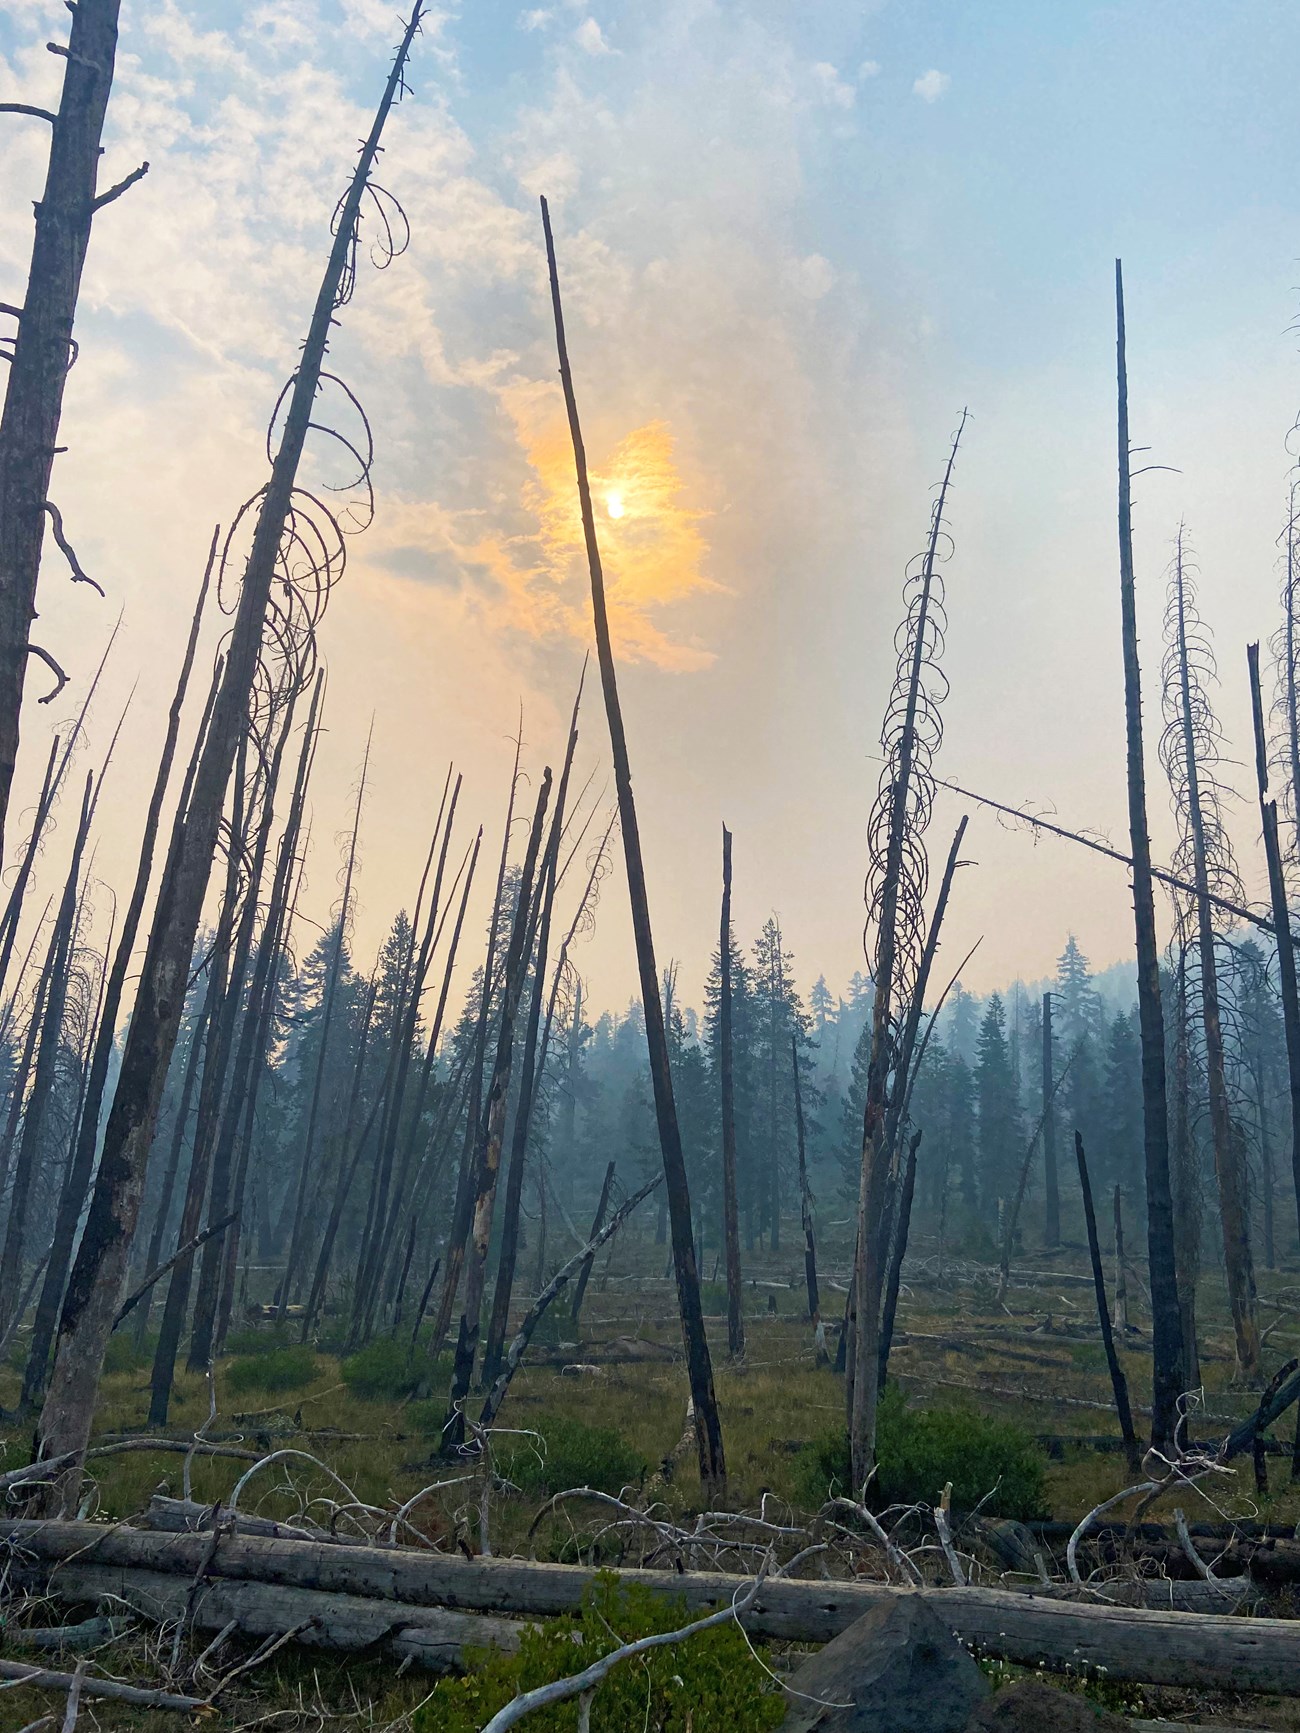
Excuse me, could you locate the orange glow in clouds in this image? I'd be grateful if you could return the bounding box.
[373,387,718,672]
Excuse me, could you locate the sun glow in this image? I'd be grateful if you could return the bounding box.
[605,490,625,519]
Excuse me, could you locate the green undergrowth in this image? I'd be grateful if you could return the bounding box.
[794,1384,1049,1520]
[225,1344,319,1394]
[497,1414,649,1496]
[414,1573,785,1733]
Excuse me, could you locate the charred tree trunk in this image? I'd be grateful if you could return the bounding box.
[281,728,370,1315]
[352,773,460,1341]
[570,1161,614,1330]
[1169,946,1202,1391]
[792,1031,822,1360]
[1167,534,1258,1378]
[430,734,522,1352]
[189,673,323,1367]
[1249,641,1300,1253]
[877,1128,920,1388]
[22,548,213,1402]
[0,773,92,1335]
[1042,993,1059,1249]
[37,6,427,1504]
[149,745,250,1423]
[719,826,744,1361]
[543,196,726,1500]
[1114,260,1184,1445]
[0,0,136,854]
[482,693,582,1388]
[442,770,551,1451]
[1076,1131,1141,1474]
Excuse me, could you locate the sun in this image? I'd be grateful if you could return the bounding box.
[605,490,625,519]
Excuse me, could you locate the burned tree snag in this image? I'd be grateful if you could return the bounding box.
[1042,993,1059,1249]
[543,195,726,1501]
[1076,1131,1141,1473]
[1114,260,1184,1444]
[1249,641,1300,1248]
[719,826,744,1361]
[36,6,427,1505]
[0,0,137,856]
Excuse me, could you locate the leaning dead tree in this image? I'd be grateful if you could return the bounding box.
[542,195,726,1501]
[0,0,144,857]
[35,4,428,1506]
[1114,260,1184,1445]
[1248,641,1300,1247]
[1159,527,1259,1377]
[849,411,966,1491]
[1271,465,1300,862]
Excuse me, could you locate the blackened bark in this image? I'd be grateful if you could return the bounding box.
[430,735,522,1352]
[1115,261,1184,1445]
[38,8,427,1503]
[22,544,213,1401]
[281,727,370,1316]
[719,826,744,1360]
[877,1127,920,1388]
[1249,642,1300,1252]
[570,1160,614,1329]
[482,694,582,1386]
[792,1032,822,1357]
[1077,1130,1141,1473]
[442,769,551,1451]
[0,0,128,852]
[543,196,726,1500]
[1170,541,1258,1376]
[189,672,323,1366]
[1042,993,1059,1248]
[0,772,92,1334]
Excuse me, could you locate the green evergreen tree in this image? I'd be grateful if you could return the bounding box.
[975,993,1021,1216]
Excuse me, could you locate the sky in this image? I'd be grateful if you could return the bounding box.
[2,0,1300,1022]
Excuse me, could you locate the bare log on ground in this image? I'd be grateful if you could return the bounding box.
[6,1523,1300,1693]
[17,1561,522,1675]
[0,1660,204,1714]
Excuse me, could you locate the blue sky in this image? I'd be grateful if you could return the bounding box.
[2,0,1299,1012]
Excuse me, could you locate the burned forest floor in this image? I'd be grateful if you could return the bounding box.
[4,1230,1300,1730]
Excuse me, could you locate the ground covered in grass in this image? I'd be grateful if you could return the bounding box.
[5,1231,1300,1727]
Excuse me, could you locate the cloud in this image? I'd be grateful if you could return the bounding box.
[520,8,552,29]
[912,68,951,102]
[858,59,881,81]
[574,17,612,54]
[811,61,854,110]
[375,394,717,671]
[790,253,835,300]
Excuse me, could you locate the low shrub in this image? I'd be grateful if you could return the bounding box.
[414,1573,784,1733]
[102,1330,157,1374]
[223,1324,292,1357]
[340,1336,430,1402]
[794,1386,1047,1521]
[225,1346,319,1395]
[498,1416,648,1497]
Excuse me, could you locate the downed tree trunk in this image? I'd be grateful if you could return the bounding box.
[5,1521,1300,1693]
[18,1561,523,1675]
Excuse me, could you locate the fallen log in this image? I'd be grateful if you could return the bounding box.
[136,1494,369,1544]
[19,1561,522,1674]
[3,1521,1300,1693]
[0,1658,205,1713]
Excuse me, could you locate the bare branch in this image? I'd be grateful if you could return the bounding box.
[92,160,149,212]
[26,645,68,704]
[42,502,103,595]
[0,105,56,123]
